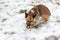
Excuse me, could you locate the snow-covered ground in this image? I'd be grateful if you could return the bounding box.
[0,0,60,40]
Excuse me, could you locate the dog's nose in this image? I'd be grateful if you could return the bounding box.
[26,23,30,26]
[27,24,30,26]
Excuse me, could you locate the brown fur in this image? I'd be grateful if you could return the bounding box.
[25,5,51,29]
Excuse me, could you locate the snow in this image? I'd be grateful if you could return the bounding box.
[0,0,60,40]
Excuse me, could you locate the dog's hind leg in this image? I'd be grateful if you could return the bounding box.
[42,15,50,23]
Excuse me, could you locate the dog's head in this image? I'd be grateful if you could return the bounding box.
[25,10,40,29]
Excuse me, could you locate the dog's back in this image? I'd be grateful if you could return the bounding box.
[36,5,51,16]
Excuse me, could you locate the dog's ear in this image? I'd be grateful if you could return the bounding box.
[25,10,28,18]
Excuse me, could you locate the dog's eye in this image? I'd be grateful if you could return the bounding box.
[27,20,30,22]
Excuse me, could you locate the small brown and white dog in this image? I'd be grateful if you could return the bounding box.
[25,5,51,29]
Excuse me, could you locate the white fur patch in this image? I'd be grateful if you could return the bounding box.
[34,17,44,26]
[31,10,34,13]
[34,19,36,22]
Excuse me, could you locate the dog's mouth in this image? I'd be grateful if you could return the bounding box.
[26,25,32,29]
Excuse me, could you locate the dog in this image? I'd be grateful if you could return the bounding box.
[25,5,51,29]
